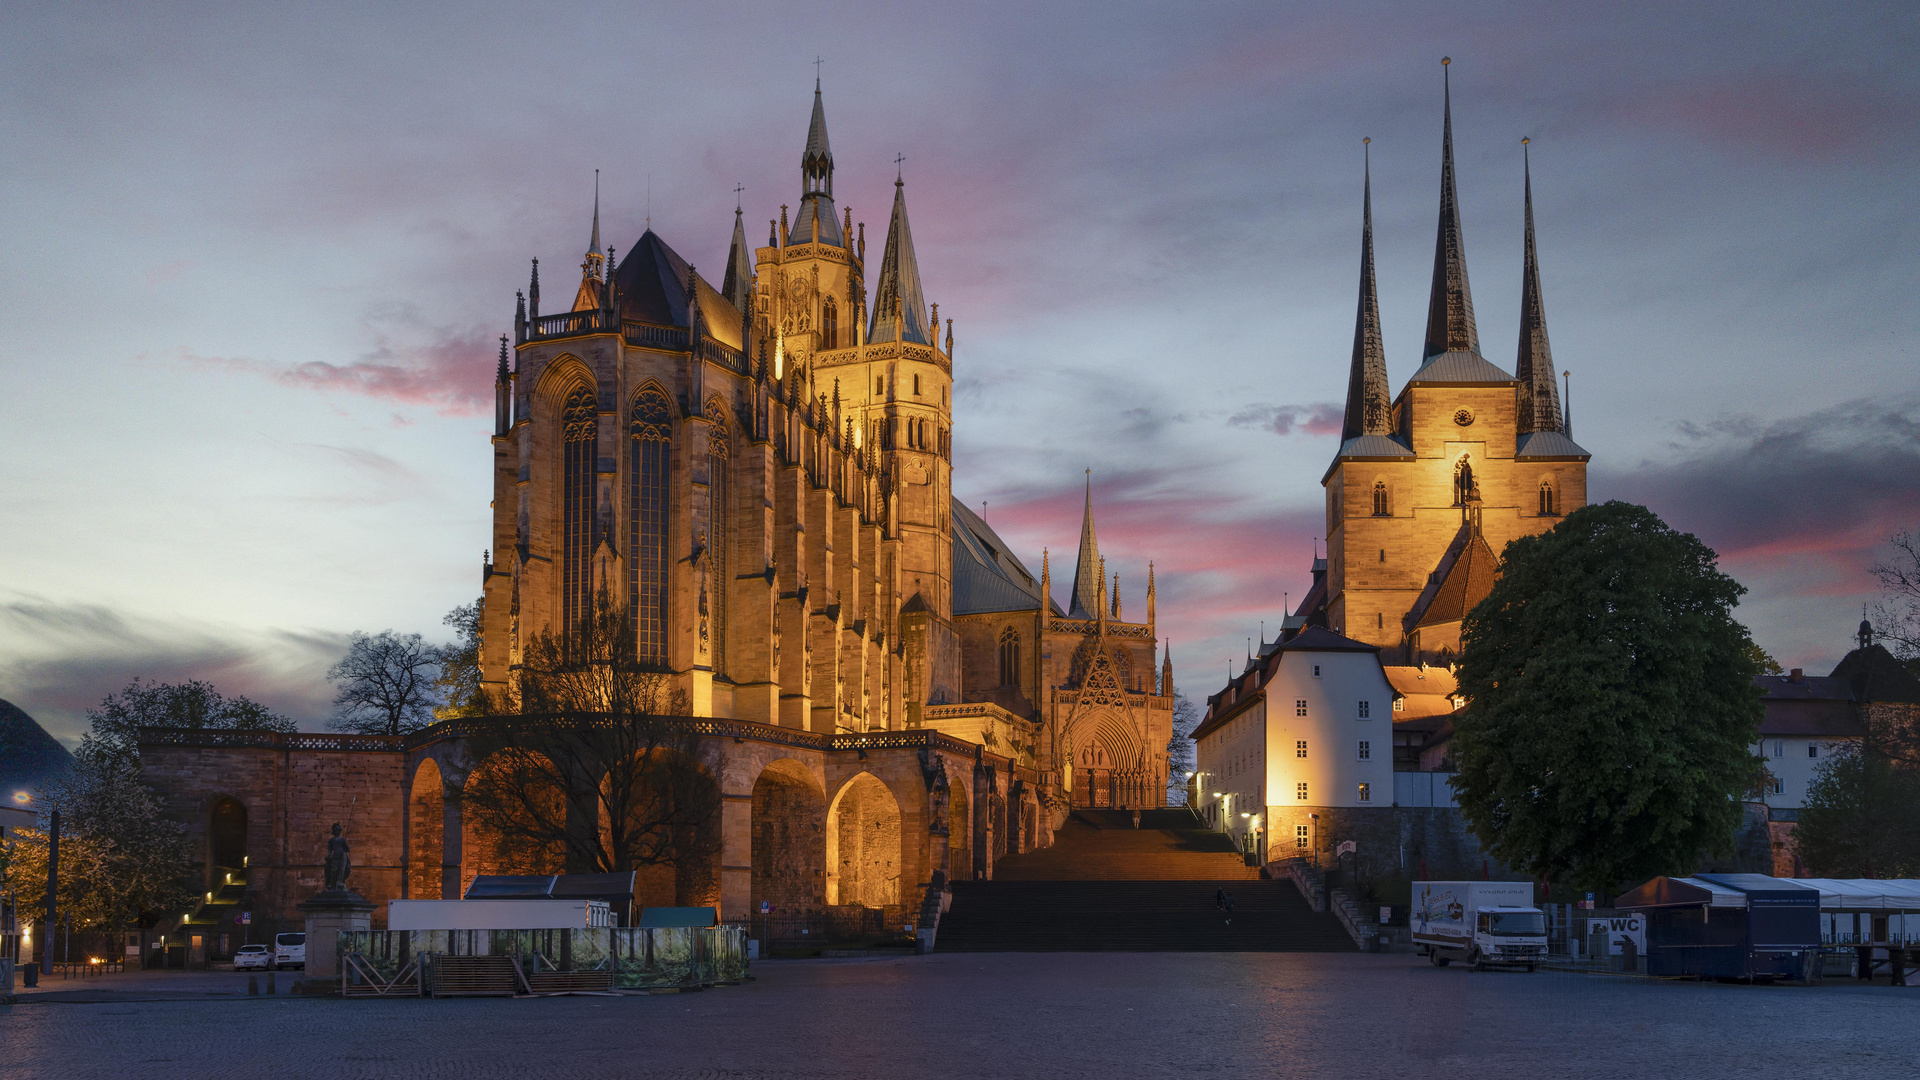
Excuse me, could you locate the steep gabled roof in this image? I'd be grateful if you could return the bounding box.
[614,230,744,350]
[866,179,929,345]
[1831,644,1920,704]
[1405,521,1499,631]
[952,500,1048,616]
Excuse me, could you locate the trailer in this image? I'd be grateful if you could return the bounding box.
[1412,880,1546,970]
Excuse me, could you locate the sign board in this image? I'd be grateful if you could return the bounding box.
[125,945,140,957]
[1379,907,1392,925]
[236,912,251,925]
[759,901,770,914]
[1335,840,1357,857]
[1585,915,1646,956]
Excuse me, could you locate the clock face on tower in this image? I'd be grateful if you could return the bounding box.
[1453,408,1474,427]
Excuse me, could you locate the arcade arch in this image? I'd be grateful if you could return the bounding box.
[826,772,901,908]
[749,759,826,920]
[408,759,444,899]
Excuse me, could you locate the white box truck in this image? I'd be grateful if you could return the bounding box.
[1412,881,1546,970]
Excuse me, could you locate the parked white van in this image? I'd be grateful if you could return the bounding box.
[273,932,306,970]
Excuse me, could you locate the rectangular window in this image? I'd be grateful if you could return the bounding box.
[1295,825,1309,849]
[1358,700,1371,719]
[1809,744,1818,758]
[1296,781,1308,801]
[1772,740,1784,759]
[1771,776,1784,795]
[1393,698,1405,712]
[1296,699,1308,717]
[1295,740,1308,759]
[1312,664,1322,678]
[1358,782,1371,803]
[1357,740,1370,761]
[913,373,922,396]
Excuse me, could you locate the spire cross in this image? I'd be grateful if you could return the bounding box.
[814,56,823,83]
[894,153,906,181]
[734,183,746,210]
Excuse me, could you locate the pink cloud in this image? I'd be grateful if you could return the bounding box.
[182,329,495,417]
[1610,71,1919,156]
[1228,402,1345,438]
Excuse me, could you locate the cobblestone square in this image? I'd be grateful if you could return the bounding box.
[4,953,1916,1080]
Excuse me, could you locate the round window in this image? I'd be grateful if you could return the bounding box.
[1453,408,1474,427]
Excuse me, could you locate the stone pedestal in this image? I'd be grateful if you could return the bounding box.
[297,888,374,993]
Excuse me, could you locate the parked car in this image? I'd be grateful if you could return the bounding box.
[273,932,306,970]
[233,944,272,971]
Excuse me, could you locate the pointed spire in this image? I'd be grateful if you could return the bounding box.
[1069,471,1103,619]
[789,79,843,245]
[722,206,754,315]
[1423,58,1480,361]
[867,176,930,344]
[572,177,605,313]
[1041,548,1052,613]
[528,258,540,322]
[1147,561,1157,627]
[588,170,602,267]
[1342,138,1393,441]
[1515,138,1564,435]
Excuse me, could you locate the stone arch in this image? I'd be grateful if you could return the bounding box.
[949,775,972,882]
[600,746,725,911]
[461,749,567,900]
[529,354,596,413]
[407,759,444,899]
[825,772,901,908]
[207,795,247,880]
[750,758,827,921]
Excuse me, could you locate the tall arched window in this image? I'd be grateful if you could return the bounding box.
[1539,479,1557,517]
[1371,481,1390,516]
[997,627,1020,687]
[628,387,672,667]
[1112,648,1133,691]
[822,297,838,350]
[1452,458,1476,507]
[706,401,732,678]
[561,386,598,635]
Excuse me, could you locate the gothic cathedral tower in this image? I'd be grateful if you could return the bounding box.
[1320,62,1590,665]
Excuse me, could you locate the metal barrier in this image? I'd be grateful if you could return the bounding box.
[338,926,748,996]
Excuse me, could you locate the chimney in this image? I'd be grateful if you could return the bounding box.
[1788,668,1803,682]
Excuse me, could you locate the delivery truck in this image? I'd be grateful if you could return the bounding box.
[1412,881,1546,971]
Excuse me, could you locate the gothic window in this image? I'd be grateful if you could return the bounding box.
[561,386,598,638]
[1539,479,1557,517]
[707,402,732,679]
[997,627,1020,687]
[628,387,672,667]
[913,373,921,397]
[1371,481,1390,516]
[1453,458,1476,507]
[1112,648,1132,690]
[822,296,838,350]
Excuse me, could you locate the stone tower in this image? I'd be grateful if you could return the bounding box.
[1317,62,1590,665]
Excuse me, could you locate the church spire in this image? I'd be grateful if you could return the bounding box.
[867,174,930,344]
[722,205,754,315]
[788,79,843,246]
[1342,138,1392,441]
[1515,139,1564,435]
[1068,471,1103,619]
[572,172,606,312]
[1423,58,1479,361]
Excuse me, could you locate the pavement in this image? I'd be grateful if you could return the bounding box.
[3,952,1916,1079]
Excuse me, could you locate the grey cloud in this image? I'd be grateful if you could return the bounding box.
[0,596,349,746]
[1228,403,1345,437]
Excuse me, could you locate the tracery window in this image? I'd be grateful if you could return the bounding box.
[628,386,672,667]
[561,386,598,638]
[707,402,732,678]
[1111,648,1132,691]
[1453,458,1476,507]
[822,297,838,350]
[1539,480,1557,517]
[997,627,1020,688]
[1371,481,1390,516]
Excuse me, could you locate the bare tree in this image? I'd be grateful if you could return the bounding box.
[434,599,487,719]
[327,631,443,735]
[462,591,722,904]
[1165,691,1199,805]
[1872,529,1920,661]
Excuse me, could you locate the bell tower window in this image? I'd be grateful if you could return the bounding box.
[1539,480,1557,517]
[822,296,838,350]
[1453,458,1476,507]
[998,627,1020,688]
[1371,481,1390,516]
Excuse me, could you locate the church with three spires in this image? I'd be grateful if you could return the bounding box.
[1298,60,1591,666]
[479,82,1174,809]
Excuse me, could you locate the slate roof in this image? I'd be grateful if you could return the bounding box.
[1270,625,1380,654]
[614,230,745,350]
[1405,522,1499,630]
[1334,433,1415,460]
[951,500,1052,616]
[1407,349,1515,385]
[1513,430,1590,459]
[1831,644,1920,704]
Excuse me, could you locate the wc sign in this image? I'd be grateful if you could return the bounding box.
[1586,915,1645,956]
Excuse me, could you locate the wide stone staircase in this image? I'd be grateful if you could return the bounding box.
[936,810,1352,951]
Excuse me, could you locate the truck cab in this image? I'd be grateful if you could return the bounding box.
[1412,881,1547,971]
[1465,906,1547,970]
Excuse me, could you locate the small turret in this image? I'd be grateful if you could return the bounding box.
[867,176,929,345]
[494,334,511,437]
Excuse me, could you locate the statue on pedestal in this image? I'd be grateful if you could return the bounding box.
[323,823,351,892]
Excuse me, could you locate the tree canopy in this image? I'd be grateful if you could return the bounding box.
[1452,501,1766,892]
[327,630,444,735]
[434,599,488,719]
[81,678,293,774]
[1794,743,1920,878]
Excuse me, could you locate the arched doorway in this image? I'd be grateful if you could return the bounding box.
[461,750,566,900]
[600,747,724,912]
[826,773,901,908]
[750,760,826,930]
[408,759,444,899]
[209,796,246,874]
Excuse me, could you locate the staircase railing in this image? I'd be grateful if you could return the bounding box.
[1271,857,1369,950]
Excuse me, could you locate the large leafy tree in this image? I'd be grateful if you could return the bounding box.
[1793,744,1920,878]
[1452,501,1766,892]
[81,678,293,774]
[434,598,488,719]
[1166,691,1199,805]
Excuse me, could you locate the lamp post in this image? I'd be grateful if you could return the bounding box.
[1309,812,1320,870]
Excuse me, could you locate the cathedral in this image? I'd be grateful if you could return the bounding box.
[478,81,1175,809]
[1301,64,1590,664]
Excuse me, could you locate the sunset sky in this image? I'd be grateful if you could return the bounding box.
[4,1,1916,743]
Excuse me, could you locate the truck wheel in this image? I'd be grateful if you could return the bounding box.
[1430,950,1449,968]
[1471,950,1486,971]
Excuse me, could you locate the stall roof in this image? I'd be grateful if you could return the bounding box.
[1793,879,1920,911]
[1616,875,1821,909]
